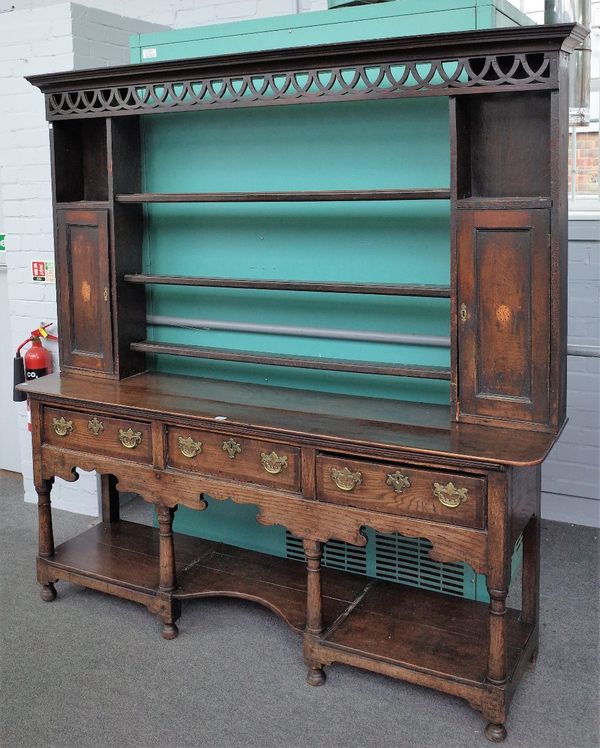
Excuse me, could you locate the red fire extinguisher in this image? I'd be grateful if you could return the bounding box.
[13,323,58,404]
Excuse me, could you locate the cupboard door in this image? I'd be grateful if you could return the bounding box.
[56,209,114,375]
[457,209,550,428]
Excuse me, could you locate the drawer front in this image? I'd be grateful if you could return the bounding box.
[167,427,301,492]
[43,407,151,464]
[316,455,485,529]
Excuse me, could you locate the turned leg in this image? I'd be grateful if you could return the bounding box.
[483,474,510,741]
[37,478,56,601]
[156,504,179,640]
[487,585,508,687]
[304,539,326,686]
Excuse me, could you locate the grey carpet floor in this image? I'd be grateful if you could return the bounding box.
[1,473,598,748]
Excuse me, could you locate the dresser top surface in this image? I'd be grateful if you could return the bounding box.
[21,372,560,467]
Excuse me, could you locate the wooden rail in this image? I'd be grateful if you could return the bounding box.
[130,341,451,380]
[116,189,451,203]
[124,274,451,298]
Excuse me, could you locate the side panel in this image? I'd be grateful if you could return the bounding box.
[457,209,551,428]
[56,209,114,375]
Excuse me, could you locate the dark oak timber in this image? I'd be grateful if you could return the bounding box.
[124,275,452,298]
[23,22,581,744]
[116,189,450,203]
[130,341,452,380]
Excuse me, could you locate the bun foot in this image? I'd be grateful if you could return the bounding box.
[161,622,179,640]
[40,583,56,602]
[307,666,326,687]
[484,723,507,743]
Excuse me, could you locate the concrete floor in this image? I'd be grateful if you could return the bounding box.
[1,472,599,748]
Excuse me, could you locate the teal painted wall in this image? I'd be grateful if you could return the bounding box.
[142,96,451,404]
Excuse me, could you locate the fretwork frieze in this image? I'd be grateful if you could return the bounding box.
[46,52,554,120]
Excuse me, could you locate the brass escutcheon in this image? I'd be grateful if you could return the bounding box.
[87,416,104,436]
[52,417,73,437]
[261,451,288,475]
[118,428,142,449]
[222,438,242,460]
[178,435,202,458]
[331,467,362,492]
[386,470,411,494]
[433,481,469,508]
[460,303,468,322]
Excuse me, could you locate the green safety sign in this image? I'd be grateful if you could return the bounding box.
[0,234,5,251]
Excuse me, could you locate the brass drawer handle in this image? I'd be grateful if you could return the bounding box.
[222,438,242,460]
[433,481,469,508]
[261,451,288,475]
[88,417,104,436]
[52,417,73,437]
[178,435,202,458]
[118,428,142,449]
[331,467,362,492]
[386,471,411,494]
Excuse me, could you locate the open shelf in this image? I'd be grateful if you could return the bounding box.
[130,340,452,380]
[53,119,109,202]
[322,581,534,685]
[46,520,366,633]
[124,274,452,298]
[116,189,451,203]
[46,519,533,687]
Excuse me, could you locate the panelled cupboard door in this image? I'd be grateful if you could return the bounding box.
[457,209,550,429]
[56,209,114,375]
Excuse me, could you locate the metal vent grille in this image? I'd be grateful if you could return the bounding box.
[285,532,368,575]
[285,529,523,602]
[374,532,465,597]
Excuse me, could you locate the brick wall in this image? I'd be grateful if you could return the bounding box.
[569,132,600,197]
[5,0,329,27]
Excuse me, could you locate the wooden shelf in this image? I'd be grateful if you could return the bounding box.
[124,274,452,298]
[322,581,534,686]
[116,189,451,204]
[45,520,366,633]
[45,520,533,687]
[130,340,452,380]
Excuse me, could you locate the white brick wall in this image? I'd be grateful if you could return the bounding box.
[5,0,329,28]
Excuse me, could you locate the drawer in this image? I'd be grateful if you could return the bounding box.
[42,407,152,464]
[167,426,301,492]
[316,455,485,529]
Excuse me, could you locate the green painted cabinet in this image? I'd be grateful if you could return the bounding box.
[130,0,532,64]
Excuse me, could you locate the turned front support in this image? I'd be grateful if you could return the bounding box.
[483,473,511,742]
[155,503,180,640]
[36,478,56,602]
[303,538,326,686]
